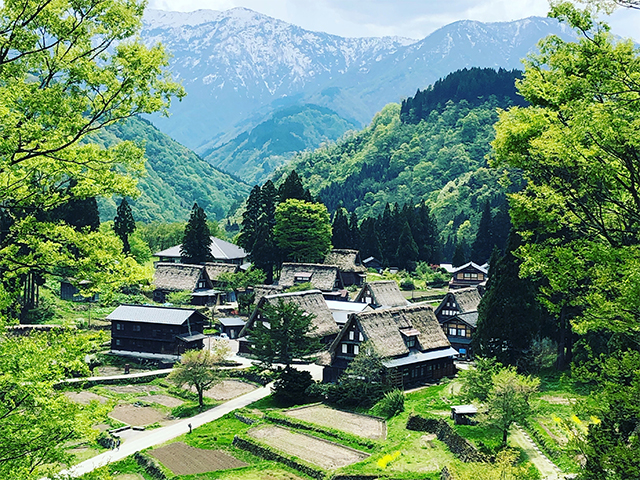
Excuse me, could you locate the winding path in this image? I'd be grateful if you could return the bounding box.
[509,424,562,480]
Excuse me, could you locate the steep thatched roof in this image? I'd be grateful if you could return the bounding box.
[355,281,409,308]
[253,285,285,304]
[327,303,451,361]
[435,287,482,318]
[204,263,239,281]
[240,290,340,339]
[324,249,366,273]
[154,263,208,292]
[278,263,343,291]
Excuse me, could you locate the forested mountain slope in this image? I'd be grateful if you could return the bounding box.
[92,117,251,223]
[273,68,523,249]
[201,104,355,185]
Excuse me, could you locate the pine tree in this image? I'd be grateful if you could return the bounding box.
[238,185,262,253]
[359,217,382,261]
[278,170,312,203]
[395,221,419,271]
[181,203,213,264]
[452,240,468,267]
[348,211,360,249]
[471,201,493,263]
[113,198,136,254]
[332,208,351,248]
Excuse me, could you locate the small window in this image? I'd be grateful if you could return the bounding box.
[359,332,364,341]
[457,328,466,337]
[115,339,121,346]
[342,344,348,354]
[406,338,416,348]
[349,331,354,340]
[354,345,359,355]
[115,323,123,330]
[449,327,457,336]
[133,325,141,332]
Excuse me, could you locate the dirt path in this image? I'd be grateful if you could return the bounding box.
[509,425,561,480]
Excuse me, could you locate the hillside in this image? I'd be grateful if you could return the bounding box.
[92,117,251,223]
[201,104,355,185]
[141,9,575,150]
[272,68,523,250]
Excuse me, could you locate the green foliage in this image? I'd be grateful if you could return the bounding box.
[374,389,405,419]
[249,299,321,367]
[271,367,316,407]
[94,117,251,223]
[168,344,230,410]
[166,290,192,305]
[273,199,332,264]
[203,104,355,185]
[181,203,213,264]
[459,357,502,402]
[216,269,267,292]
[448,448,540,480]
[284,282,314,293]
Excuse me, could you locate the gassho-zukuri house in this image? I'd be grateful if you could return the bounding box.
[237,289,340,355]
[319,303,458,388]
[108,305,207,359]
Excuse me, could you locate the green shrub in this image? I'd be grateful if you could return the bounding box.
[374,389,405,419]
[272,367,315,407]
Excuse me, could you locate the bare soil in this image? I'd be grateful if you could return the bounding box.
[201,380,257,401]
[113,474,144,480]
[139,395,184,408]
[64,391,108,405]
[248,425,369,470]
[106,384,158,394]
[96,366,143,376]
[109,404,167,426]
[149,442,247,475]
[541,395,575,405]
[284,404,386,440]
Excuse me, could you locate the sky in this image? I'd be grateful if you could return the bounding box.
[147,0,640,42]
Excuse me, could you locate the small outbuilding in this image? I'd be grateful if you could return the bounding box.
[324,249,367,287]
[217,317,246,339]
[450,405,478,425]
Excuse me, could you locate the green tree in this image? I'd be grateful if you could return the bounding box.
[483,367,540,445]
[395,220,419,271]
[471,201,493,263]
[249,299,321,367]
[277,170,312,203]
[459,357,502,402]
[168,343,230,410]
[273,199,332,264]
[181,203,213,264]
[331,208,351,248]
[113,198,136,254]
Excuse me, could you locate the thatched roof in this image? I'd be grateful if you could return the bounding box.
[153,263,209,292]
[435,287,482,318]
[278,263,343,291]
[204,263,239,281]
[253,285,285,304]
[327,303,451,360]
[240,289,340,339]
[324,249,366,273]
[354,281,409,308]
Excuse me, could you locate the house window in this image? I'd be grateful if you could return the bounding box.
[342,344,348,354]
[354,345,359,355]
[406,338,416,348]
[359,332,364,341]
[116,323,123,330]
[449,327,457,336]
[115,339,121,346]
[198,280,206,288]
[133,325,141,332]
[349,331,355,340]
[457,327,466,337]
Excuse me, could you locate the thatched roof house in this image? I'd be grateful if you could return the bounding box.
[154,263,212,293]
[238,289,340,355]
[324,249,367,287]
[252,285,285,304]
[321,303,457,387]
[278,263,343,292]
[435,287,483,359]
[204,263,239,283]
[354,281,409,309]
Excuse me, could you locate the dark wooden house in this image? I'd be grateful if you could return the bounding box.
[237,289,340,355]
[154,237,247,266]
[320,304,458,388]
[354,281,409,309]
[363,256,383,273]
[434,287,482,359]
[108,305,207,357]
[217,317,246,339]
[324,249,367,287]
[449,262,488,289]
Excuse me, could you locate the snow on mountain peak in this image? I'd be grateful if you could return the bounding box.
[143,9,222,29]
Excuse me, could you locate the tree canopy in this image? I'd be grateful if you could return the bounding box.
[181,203,213,264]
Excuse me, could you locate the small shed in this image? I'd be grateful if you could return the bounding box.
[450,405,478,425]
[324,249,367,287]
[218,317,246,339]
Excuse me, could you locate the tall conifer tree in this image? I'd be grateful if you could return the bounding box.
[181,203,213,264]
[113,198,136,254]
[471,201,494,263]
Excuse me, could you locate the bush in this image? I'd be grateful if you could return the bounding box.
[166,290,192,305]
[272,367,315,407]
[374,389,405,419]
[400,278,415,291]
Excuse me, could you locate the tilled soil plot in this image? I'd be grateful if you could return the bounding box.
[284,404,386,440]
[139,395,184,407]
[149,442,248,475]
[109,404,167,426]
[201,380,257,401]
[65,391,108,405]
[106,384,157,394]
[248,425,369,470]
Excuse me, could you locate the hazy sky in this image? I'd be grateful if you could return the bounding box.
[147,0,640,42]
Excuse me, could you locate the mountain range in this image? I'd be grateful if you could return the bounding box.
[141,8,576,155]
